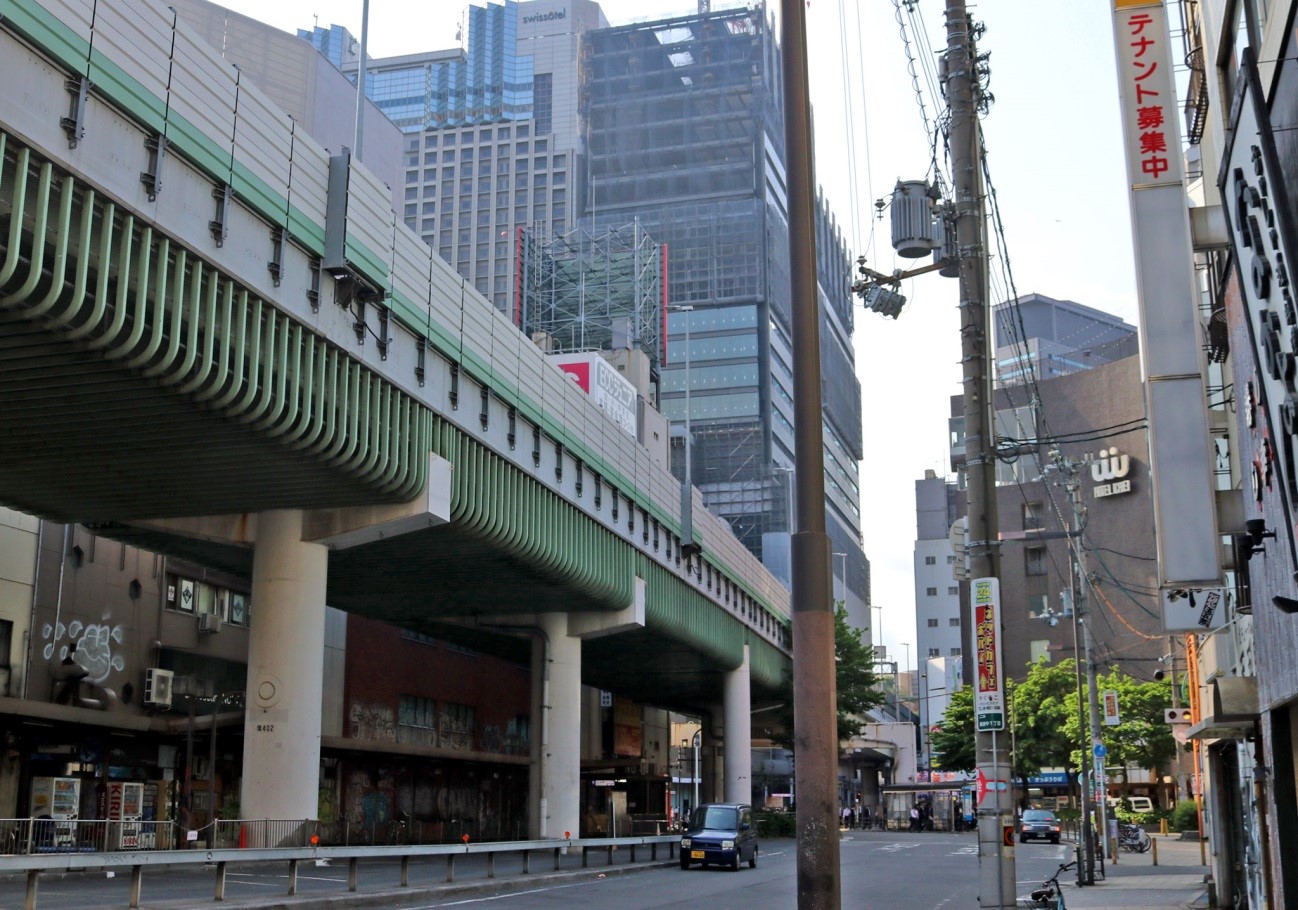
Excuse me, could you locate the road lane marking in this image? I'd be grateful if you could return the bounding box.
[406,877,608,906]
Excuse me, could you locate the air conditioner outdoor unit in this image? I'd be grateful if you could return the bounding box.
[144,668,174,708]
[198,612,220,634]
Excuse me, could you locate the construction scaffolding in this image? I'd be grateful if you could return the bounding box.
[516,222,665,371]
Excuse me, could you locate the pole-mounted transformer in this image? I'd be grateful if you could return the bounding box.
[890,180,940,258]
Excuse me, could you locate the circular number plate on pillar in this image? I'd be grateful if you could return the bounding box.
[254,674,282,710]
[1002,825,1015,848]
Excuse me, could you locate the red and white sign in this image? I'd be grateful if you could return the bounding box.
[972,577,1004,731]
[974,768,1007,806]
[547,352,638,438]
[1113,1,1180,186]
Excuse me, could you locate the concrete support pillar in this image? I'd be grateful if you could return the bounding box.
[724,645,752,804]
[529,613,581,839]
[240,510,328,822]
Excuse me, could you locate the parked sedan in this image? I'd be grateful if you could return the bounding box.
[1018,809,1061,844]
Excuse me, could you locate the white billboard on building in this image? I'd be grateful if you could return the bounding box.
[548,352,638,438]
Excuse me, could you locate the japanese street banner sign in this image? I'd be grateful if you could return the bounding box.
[1103,689,1121,726]
[1113,0,1180,186]
[972,577,1004,731]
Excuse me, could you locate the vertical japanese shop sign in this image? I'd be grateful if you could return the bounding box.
[972,577,1004,732]
[1103,690,1121,726]
[1113,2,1180,186]
[1111,1,1221,602]
[1218,47,1298,576]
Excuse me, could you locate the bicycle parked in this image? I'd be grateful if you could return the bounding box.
[1022,860,1077,909]
[1117,821,1152,853]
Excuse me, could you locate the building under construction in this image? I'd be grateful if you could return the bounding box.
[516,222,665,374]
[578,3,869,625]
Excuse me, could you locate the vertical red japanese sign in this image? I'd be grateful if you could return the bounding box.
[972,577,1004,731]
[1113,0,1180,186]
[1110,0,1222,606]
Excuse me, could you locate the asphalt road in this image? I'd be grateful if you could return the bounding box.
[0,831,1084,909]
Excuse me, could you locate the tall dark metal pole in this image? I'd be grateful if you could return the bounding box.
[1068,579,1094,885]
[779,1,839,907]
[352,0,370,162]
[945,1,1014,907]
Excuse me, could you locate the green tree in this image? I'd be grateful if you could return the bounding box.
[930,684,976,772]
[1010,659,1082,796]
[932,658,1178,799]
[832,603,884,740]
[775,603,884,745]
[1012,659,1081,771]
[1089,667,1175,772]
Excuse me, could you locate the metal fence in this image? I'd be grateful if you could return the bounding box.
[0,833,683,909]
[0,819,179,855]
[0,816,576,854]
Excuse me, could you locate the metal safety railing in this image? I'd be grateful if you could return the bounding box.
[0,816,673,854]
[0,819,181,855]
[0,832,682,910]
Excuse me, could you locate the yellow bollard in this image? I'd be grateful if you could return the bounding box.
[1160,818,1168,836]
[1200,836,1207,865]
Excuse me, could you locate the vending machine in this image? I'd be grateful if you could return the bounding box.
[107,781,144,850]
[30,777,80,850]
[141,781,174,848]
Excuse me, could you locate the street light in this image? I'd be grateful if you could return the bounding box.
[681,738,690,818]
[667,305,696,552]
[692,730,701,811]
[920,671,931,771]
[899,643,911,725]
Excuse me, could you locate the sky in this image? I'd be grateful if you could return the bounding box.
[211,0,1141,668]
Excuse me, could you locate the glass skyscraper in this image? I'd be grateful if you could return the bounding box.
[581,5,869,621]
[302,0,871,624]
[303,1,604,311]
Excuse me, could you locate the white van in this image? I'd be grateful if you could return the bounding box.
[1108,796,1154,813]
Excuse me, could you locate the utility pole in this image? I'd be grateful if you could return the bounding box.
[945,2,1015,907]
[1059,454,1109,879]
[1083,615,1108,874]
[779,0,839,907]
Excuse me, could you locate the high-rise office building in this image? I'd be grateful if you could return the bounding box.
[301,0,609,312]
[302,0,871,630]
[913,469,963,769]
[581,5,870,629]
[992,293,1139,387]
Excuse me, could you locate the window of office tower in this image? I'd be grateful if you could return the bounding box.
[534,74,552,135]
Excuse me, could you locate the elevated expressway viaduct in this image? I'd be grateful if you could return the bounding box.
[0,0,793,838]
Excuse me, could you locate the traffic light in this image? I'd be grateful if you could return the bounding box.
[1165,708,1192,724]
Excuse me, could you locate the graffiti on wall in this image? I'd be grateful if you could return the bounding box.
[42,619,126,685]
[349,703,397,742]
